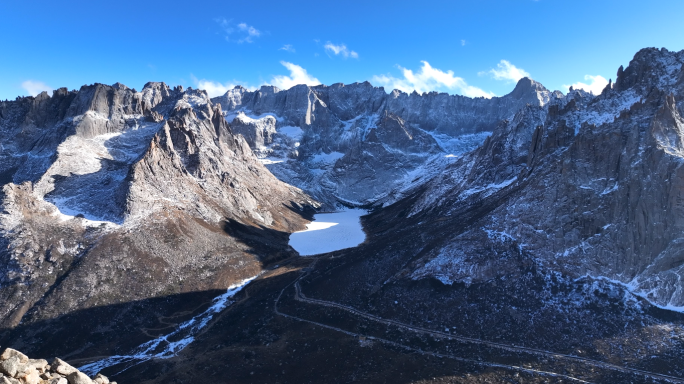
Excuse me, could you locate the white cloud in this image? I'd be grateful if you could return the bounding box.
[215,18,262,43]
[191,75,255,97]
[461,40,466,46]
[279,44,295,53]
[237,23,261,43]
[196,80,237,98]
[269,61,321,90]
[563,75,609,95]
[22,80,52,97]
[371,61,494,98]
[324,42,358,59]
[481,60,531,82]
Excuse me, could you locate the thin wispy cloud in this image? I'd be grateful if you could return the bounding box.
[237,23,261,43]
[269,61,321,90]
[324,42,358,59]
[480,60,531,82]
[371,61,495,98]
[215,18,262,43]
[22,80,52,96]
[279,44,296,53]
[564,75,609,95]
[461,40,466,46]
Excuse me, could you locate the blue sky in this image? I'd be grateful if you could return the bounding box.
[1,0,683,100]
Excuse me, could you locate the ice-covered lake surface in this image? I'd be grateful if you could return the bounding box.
[289,209,367,256]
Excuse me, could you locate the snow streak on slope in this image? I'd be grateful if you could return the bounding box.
[429,131,493,156]
[78,276,257,376]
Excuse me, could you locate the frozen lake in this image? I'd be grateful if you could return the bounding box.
[289,209,367,256]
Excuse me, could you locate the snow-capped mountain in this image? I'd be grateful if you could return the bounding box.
[2,47,684,384]
[0,82,315,328]
[212,77,559,206]
[398,47,684,310]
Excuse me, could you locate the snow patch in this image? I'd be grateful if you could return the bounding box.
[289,209,366,256]
[279,125,303,140]
[79,275,257,376]
[49,198,120,228]
[310,151,344,165]
[571,90,642,134]
[429,131,492,155]
[175,91,210,110]
[459,177,517,200]
[224,110,284,124]
[578,274,684,314]
[259,157,287,165]
[36,120,161,226]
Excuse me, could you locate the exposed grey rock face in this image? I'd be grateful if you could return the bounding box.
[212,77,561,206]
[0,82,316,328]
[229,112,277,150]
[402,47,684,309]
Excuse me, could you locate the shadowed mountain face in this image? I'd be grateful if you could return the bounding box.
[2,48,684,384]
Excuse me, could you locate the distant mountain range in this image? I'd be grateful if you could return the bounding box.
[1,47,684,383]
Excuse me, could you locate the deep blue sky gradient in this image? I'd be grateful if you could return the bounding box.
[1,0,683,100]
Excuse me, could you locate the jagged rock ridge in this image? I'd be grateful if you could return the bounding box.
[212,77,562,206]
[0,81,316,329]
[393,47,684,309]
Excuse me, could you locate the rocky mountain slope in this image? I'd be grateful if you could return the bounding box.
[116,48,684,384]
[212,77,561,206]
[396,47,684,309]
[2,47,684,384]
[0,82,316,331]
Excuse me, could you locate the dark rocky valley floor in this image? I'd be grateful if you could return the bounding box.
[2,47,684,384]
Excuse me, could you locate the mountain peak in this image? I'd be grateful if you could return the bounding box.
[510,77,546,97]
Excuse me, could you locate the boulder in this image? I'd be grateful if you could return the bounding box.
[0,357,22,377]
[26,360,48,374]
[14,366,39,384]
[0,376,20,384]
[65,371,93,384]
[49,359,76,377]
[0,350,28,364]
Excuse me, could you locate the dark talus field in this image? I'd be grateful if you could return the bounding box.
[2,47,684,383]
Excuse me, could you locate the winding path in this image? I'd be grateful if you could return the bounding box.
[274,264,684,384]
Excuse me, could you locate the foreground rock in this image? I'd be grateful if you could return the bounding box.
[0,348,113,384]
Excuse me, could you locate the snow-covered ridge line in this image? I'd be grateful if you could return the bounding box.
[211,76,557,207]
